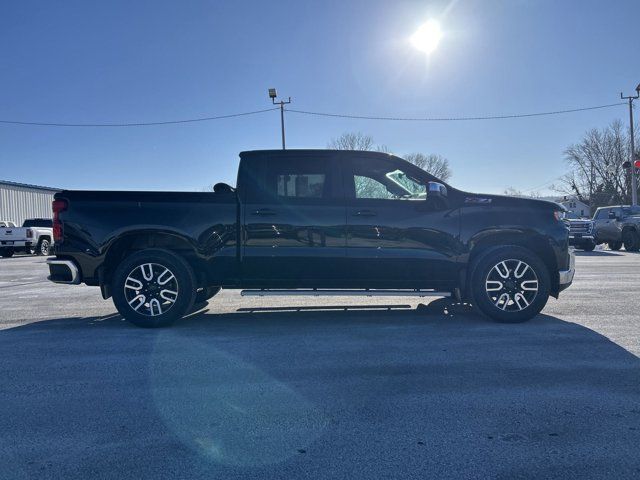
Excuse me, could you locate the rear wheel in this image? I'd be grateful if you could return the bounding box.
[1,248,14,258]
[622,229,640,252]
[36,238,51,256]
[608,241,622,251]
[111,249,196,328]
[470,246,550,323]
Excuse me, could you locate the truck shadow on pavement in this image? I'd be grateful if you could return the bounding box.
[1,306,639,479]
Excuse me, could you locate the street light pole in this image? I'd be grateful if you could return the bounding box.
[621,85,640,206]
[268,88,291,150]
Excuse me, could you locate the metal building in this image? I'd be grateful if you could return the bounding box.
[0,180,59,226]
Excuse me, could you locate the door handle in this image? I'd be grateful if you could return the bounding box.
[252,208,277,216]
[353,210,377,217]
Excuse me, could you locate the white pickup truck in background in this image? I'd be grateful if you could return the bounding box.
[0,218,54,258]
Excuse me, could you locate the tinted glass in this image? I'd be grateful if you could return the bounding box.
[348,157,426,200]
[261,157,333,201]
[22,219,52,228]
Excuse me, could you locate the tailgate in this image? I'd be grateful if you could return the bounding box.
[0,227,28,242]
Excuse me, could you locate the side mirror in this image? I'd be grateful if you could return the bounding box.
[428,181,447,198]
[608,211,618,220]
[213,182,234,194]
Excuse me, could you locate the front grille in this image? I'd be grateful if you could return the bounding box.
[569,222,592,234]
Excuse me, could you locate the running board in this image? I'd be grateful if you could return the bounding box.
[240,289,450,297]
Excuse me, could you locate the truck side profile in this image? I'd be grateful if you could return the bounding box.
[593,205,640,251]
[47,150,574,327]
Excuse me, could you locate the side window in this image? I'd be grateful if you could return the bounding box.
[348,157,426,200]
[595,210,607,220]
[261,157,334,202]
[277,173,325,198]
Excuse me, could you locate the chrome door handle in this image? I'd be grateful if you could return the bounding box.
[252,208,277,216]
[353,210,377,217]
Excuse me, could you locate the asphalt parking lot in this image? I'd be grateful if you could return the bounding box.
[1,252,639,479]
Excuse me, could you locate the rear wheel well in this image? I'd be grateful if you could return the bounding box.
[102,233,204,293]
[466,234,559,298]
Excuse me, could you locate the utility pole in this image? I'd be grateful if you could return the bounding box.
[268,88,291,150]
[621,84,640,207]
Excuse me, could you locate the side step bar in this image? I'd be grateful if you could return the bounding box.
[240,289,450,297]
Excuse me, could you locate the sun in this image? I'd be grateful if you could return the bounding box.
[411,20,443,54]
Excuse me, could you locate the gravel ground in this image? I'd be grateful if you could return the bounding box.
[0,251,639,479]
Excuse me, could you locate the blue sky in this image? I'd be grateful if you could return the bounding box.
[0,0,637,194]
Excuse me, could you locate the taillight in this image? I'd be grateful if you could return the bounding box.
[52,199,68,242]
[26,228,33,238]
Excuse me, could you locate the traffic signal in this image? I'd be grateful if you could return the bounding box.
[635,160,640,169]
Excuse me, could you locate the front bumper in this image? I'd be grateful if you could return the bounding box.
[558,248,575,290]
[568,234,594,244]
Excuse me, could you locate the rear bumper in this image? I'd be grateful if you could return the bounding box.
[558,248,575,291]
[47,258,81,285]
[0,241,30,248]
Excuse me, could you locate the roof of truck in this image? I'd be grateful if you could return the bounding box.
[240,149,399,159]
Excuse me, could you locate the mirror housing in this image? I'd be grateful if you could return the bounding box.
[213,182,234,194]
[428,181,447,198]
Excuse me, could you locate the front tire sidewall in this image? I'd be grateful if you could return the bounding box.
[622,230,640,252]
[112,249,196,328]
[471,246,550,323]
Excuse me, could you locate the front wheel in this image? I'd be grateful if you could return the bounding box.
[608,241,622,251]
[470,246,550,323]
[622,230,640,252]
[581,241,595,252]
[111,249,196,328]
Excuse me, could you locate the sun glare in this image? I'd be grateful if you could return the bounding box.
[411,20,443,54]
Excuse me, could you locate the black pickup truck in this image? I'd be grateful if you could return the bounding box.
[47,149,574,327]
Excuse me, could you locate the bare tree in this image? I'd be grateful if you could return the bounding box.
[502,187,541,198]
[328,132,375,151]
[404,153,452,182]
[556,120,638,208]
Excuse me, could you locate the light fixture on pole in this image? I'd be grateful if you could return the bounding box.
[621,84,640,206]
[268,88,291,150]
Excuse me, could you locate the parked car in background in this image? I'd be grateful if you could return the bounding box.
[593,205,640,251]
[0,221,17,228]
[0,218,53,258]
[47,149,574,327]
[563,212,595,251]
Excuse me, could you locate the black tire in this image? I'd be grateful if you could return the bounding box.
[1,248,14,258]
[195,286,221,303]
[622,229,640,252]
[581,241,595,252]
[470,246,550,323]
[111,249,196,328]
[608,241,622,251]
[36,238,51,256]
[24,245,34,254]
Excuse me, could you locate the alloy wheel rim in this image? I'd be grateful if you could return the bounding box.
[485,259,538,312]
[124,263,179,316]
[41,241,49,255]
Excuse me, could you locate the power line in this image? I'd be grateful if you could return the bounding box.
[287,102,625,122]
[0,107,279,127]
[0,101,626,128]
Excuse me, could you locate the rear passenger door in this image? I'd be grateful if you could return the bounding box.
[241,153,347,285]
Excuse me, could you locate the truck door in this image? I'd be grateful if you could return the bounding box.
[342,155,461,288]
[595,207,621,242]
[241,153,347,285]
